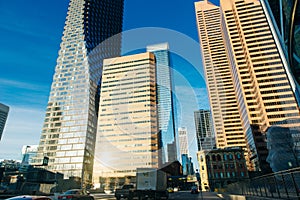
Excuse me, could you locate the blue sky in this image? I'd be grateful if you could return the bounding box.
[0,0,219,163]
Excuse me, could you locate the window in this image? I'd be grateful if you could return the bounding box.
[212,155,216,161]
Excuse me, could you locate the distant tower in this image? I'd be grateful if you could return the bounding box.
[34,0,124,185]
[178,127,189,156]
[147,43,177,165]
[93,52,159,186]
[0,103,9,140]
[194,109,215,150]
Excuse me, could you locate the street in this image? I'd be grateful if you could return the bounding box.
[169,191,222,200]
[91,191,223,200]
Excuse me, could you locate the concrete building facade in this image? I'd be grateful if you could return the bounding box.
[178,127,189,156]
[195,0,300,173]
[220,0,300,172]
[194,0,247,155]
[197,147,248,191]
[92,52,159,187]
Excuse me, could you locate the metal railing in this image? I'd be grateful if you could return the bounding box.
[226,167,300,199]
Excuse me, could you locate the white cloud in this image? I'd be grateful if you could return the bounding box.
[0,106,45,160]
[0,78,49,91]
[0,78,49,109]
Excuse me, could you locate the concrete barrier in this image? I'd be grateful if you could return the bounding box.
[217,193,246,200]
[217,193,282,200]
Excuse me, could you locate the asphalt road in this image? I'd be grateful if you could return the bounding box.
[91,191,223,200]
[169,191,222,200]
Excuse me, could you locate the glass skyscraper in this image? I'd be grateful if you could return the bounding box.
[0,103,9,141]
[34,0,123,186]
[194,109,215,151]
[262,0,300,85]
[146,43,177,165]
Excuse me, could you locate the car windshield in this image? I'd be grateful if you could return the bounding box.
[123,185,134,189]
[64,190,80,195]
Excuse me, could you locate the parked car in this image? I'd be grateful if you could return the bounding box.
[190,186,199,194]
[114,184,134,199]
[6,195,52,200]
[58,189,94,200]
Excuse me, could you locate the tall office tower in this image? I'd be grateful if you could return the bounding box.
[178,127,189,156]
[262,0,300,86]
[194,1,247,154]
[33,0,124,185]
[146,43,177,165]
[0,103,9,140]
[93,52,159,187]
[194,109,215,151]
[220,0,300,172]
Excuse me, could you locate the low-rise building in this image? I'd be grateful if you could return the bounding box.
[197,147,248,191]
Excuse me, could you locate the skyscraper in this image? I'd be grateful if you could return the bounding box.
[92,52,159,187]
[34,0,124,185]
[178,127,189,156]
[220,0,300,172]
[0,103,9,140]
[194,109,215,151]
[146,43,177,165]
[195,0,300,172]
[194,1,247,153]
[262,0,300,86]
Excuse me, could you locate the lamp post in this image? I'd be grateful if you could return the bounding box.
[196,169,203,200]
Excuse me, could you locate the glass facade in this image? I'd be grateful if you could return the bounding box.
[146,43,177,166]
[194,109,215,151]
[263,0,300,85]
[266,120,300,173]
[33,0,123,186]
[0,103,9,141]
[21,145,38,165]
